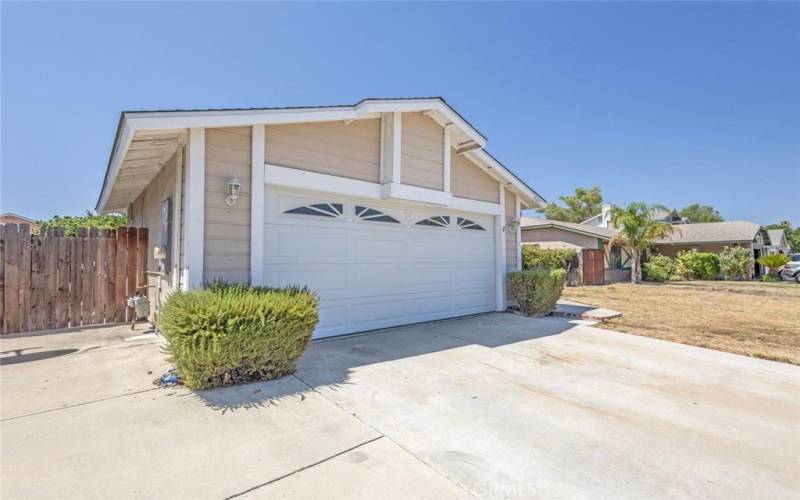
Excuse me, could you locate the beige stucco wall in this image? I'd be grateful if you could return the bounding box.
[204,127,252,284]
[505,189,518,271]
[127,151,179,314]
[451,153,499,203]
[400,112,444,190]
[265,119,380,182]
[521,227,600,249]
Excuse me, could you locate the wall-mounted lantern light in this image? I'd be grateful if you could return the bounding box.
[226,177,241,206]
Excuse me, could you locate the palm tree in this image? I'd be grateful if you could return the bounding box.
[610,203,675,284]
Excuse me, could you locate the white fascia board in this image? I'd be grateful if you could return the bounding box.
[96,120,134,213]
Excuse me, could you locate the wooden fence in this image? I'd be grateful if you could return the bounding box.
[0,225,148,334]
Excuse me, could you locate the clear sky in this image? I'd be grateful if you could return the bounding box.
[2,2,798,225]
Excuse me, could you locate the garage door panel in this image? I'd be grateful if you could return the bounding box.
[265,187,497,338]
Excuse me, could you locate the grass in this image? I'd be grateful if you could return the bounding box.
[561,280,800,365]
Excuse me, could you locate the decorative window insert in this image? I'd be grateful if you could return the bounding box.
[457,217,485,231]
[284,203,343,218]
[355,206,400,224]
[415,216,450,228]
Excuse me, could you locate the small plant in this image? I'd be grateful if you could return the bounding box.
[508,268,567,316]
[676,251,720,280]
[757,253,790,280]
[521,245,577,271]
[718,246,753,280]
[160,282,319,389]
[643,255,676,282]
[760,274,778,282]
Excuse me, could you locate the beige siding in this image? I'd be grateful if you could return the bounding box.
[128,152,178,314]
[505,189,518,271]
[451,153,499,203]
[521,227,599,249]
[401,112,444,190]
[265,119,380,182]
[204,127,251,284]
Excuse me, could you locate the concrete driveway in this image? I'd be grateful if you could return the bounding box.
[2,314,798,499]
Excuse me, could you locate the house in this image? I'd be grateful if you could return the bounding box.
[764,229,791,256]
[0,212,37,230]
[520,217,632,284]
[95,97,545,338]
[652,220,766,277]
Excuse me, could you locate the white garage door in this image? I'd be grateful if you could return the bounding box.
[263,187,497,338]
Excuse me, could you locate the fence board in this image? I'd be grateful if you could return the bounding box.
[3,225,20,333]
[29,234,44,331]
[18,224,31,332]
[69,238,82,327]
[115,230,127,321]
[126,227,137,320]
[0,225,5,333]
[55,234,70,328]
[104,232,116,323]
[44,229,58,329]
[80,228,94,326]
[137,228,148,291]
[94,229,106,323]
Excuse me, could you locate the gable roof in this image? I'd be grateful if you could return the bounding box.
[654,221,761,245]
[0,212,36,223]
[95,97,545,213]
[766,229,787,247]
[520,217,618,240]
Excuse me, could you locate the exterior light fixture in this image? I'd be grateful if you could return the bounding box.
[226,177,241,206]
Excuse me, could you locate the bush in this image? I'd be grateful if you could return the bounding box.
[676,251,720,280]
[160,282,319,389]
[521,245,577,271]
[719,246,753,280]
[508,268,567,316]
[757,253,790,276]
[761,274,778,282]
[643,255,675,282]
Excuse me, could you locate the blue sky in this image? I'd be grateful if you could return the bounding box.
[2,2,798,225]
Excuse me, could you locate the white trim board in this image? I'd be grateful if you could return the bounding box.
[264,164,502,216]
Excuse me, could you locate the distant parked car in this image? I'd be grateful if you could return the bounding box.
[779,254,800,283]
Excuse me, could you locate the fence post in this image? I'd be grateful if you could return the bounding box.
[56,229,70,328]
[136,228,148,292]
[104,231,116,323]
[18,224,31,332]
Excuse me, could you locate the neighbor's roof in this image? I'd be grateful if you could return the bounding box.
[654,221,761,245]
[95,97,546,213]
[521,240,585,250]
[766,229,787,247]
[520,217,618,240]
[0,212,36,223]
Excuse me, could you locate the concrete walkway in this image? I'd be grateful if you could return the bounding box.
[2,314,798,499]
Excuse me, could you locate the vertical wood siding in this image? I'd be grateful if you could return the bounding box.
[204,127,252,284]
[451,153,500,202]
[400,112,444,190]
[265,119,380,182]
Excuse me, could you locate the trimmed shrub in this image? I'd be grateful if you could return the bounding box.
[719,246,753,280]
[676,251,720,280]
[643,255,676,282]
[521,245,577,271]
[160,282,319,389]
[757,253,790,278]
[508,268,567,316]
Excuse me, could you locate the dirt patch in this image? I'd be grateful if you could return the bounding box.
[562,281,800,365]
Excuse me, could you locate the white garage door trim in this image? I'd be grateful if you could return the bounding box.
[263,187,499,338]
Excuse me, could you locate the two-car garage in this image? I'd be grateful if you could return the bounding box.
[263,187,497,338]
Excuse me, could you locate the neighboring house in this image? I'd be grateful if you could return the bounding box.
[764,229,791,256]
[0,212,37,230]
[652,221,766,277]
[95,97,545,338]
[520,217,632,284]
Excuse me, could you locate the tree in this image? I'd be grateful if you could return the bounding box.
[37,210,127,236]
[764,221,800,253]
[537,186,603,223]
[610,203,675,284]
[678,204,723,223]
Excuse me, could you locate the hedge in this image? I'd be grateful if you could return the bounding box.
[160,282,319,389]
[676,251,721,280]
[508,268,567,316]
[521,245,576,271]
[643,255,676,282]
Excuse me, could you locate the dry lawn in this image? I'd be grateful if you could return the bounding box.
[562,281,800,365]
